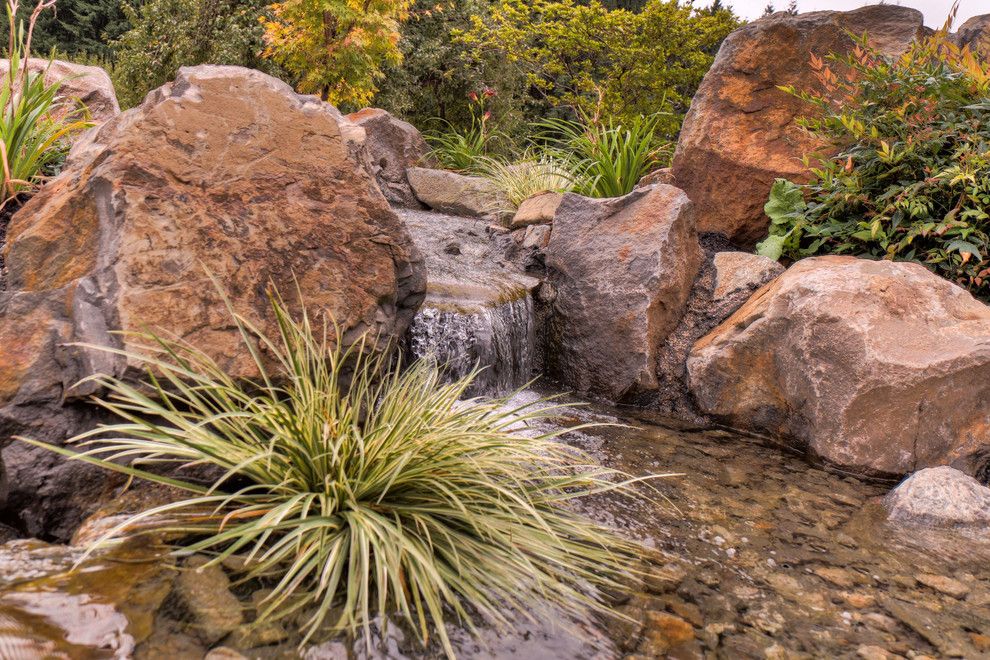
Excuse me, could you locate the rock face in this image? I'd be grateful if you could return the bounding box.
[407,167,507,219]
[688,256,990,476]
[885,466,990,527]
[346,108,430,207]
[954,14,990,55]
[646,242,784,418]
[671,6,925,247]
[544,185,701,401]
[0,65,426,536]
[0,58,120,123]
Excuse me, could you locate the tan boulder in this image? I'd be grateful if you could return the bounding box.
[346,107,430,207]
[0,65,426,535]
[688,256,990,476]
[544,185,701,401]
[671,6,925,247]
[407,167,507,219]
[510,192,562,228]
[953,14,990,56]
[0,58,120,123]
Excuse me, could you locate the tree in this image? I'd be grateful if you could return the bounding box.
[112,0,276,108]
[261,0,412,108]
[374,0,529,135]
[762,3,775,16]
[458,0,740,138]
[0,0,129,58]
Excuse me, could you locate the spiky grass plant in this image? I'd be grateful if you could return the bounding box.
[537,113,670,199]
[0,0,92,206]
[19,289,663,657]
[477,153,575,216]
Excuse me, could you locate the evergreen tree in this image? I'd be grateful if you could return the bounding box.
[1,0,129,58]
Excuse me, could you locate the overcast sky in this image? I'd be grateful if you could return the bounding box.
[718,0,985,27]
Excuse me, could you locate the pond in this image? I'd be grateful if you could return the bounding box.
[1,391,988,659]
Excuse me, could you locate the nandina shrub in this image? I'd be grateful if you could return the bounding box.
[757,14,990,300]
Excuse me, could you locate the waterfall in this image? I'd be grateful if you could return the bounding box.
[405,289,536,397]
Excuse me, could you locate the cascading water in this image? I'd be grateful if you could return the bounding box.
[405,288,536,396]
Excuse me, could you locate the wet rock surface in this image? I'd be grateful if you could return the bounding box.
[544,185,701,402]
[2,399,990,658]
[399,207,539,396]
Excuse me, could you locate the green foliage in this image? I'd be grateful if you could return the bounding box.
[0,0,129,59]
[261,0,411,108]
[756,21,990,299]
[20,286,660,656]
[374,0,528,136]
[538,113,668,198]
[112,0,276,108]
[0,1,92,205]
[425,89,505,172]
[458,0,739,136]
[476,152,575,214]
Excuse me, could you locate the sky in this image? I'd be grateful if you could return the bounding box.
[718,0,985,27]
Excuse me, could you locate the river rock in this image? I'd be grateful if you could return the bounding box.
[671,6,925,246]
[510,192,562,228]
[544,185,701,401]
[0,58,120,123]
[885,466,990,527]
[176,555,243,644]
[407,167,507,219]
[346,107,430,207]
[688,256,990,476]
[0,65,426,536]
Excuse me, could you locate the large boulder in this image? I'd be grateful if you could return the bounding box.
[544,185,701,401]
[346,108,430,207]
[671,6,925,247]
[0,65,426,536]
[0,58,120,123]
[688,256,990,476]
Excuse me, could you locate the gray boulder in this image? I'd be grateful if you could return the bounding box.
[886,466,990,527]
[407,167,507,219]
[346,108,430,207]
[0,58,120,124]
[544,185,701,402]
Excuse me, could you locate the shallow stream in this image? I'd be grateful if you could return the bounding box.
[2,393,989,658]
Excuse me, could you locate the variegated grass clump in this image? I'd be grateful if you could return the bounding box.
[477,152,576,217]
[21,289,663,657]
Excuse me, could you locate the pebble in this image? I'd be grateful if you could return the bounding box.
[856,645,903,660]
[175,555,244,644]
[638,611,695,656]
[915,573,970,599]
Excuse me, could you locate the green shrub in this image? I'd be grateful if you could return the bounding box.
[112,0,278,108]
[537,113,669,198]
[756,19,990,299]
[0,0,92,205]
[425,89,506,172]
[20,286,665,655]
